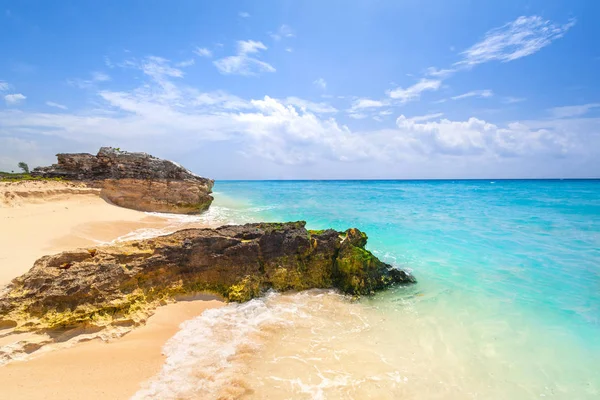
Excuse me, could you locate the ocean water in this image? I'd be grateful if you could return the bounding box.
[135,180,600,399]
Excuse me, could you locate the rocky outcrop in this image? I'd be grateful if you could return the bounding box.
[0,222,414,331]
[31,147,214,214]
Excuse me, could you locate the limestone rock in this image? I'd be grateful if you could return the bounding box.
[0,222,415,331]
[31,147,214,214]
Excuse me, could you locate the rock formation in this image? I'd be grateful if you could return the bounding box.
[0,222,415,331]
[32,147,214,214]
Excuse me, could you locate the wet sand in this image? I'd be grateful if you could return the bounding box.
[0,296,223,400]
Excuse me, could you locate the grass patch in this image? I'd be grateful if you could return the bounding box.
[0,172,64,182]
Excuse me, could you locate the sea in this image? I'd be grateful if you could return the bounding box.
[133,180,600,400]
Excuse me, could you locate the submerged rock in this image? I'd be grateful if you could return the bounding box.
[0,222,414,331]
[31,147,214,214]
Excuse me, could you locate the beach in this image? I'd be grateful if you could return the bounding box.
[0,181,224,399]
[1,179,599,399]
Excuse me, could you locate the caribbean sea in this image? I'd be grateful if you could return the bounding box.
[135,180,600,399]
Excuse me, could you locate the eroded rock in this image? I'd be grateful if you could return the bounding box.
[0,222,415,331]
[31,147,214,214]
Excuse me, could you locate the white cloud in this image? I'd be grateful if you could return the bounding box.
[4,93,26,105]
[313,78,327,90]
[148,56,183,76]
[550,103,600,118]
[176,59,195,67]
[394,114,575,158]
[451,89,493,100]
[237,40,267,54]
[349,98,387,112]
[214,56,275,76]
[69,71,112,89]
[392,16,575,107]
[503,97,526,104]
[285,48,293,53]
[191,90,252,110]
[46,101,68,110]
[283,97,337,114]
[2,53,598,177]
[104,56,114,68]
[91,71,110,82]
[194,47,213,58]
[0,81,10,91]
[457,16,576,67]
[402,113,445,122]
[348,113,368,119]
[239,11,250,18]
[425,67,456,78]
[214,40,275,76]
[270,25,295,41]
[387,79,441,102]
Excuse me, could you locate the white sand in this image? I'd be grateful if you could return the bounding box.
[0,181,173,285]
[0,181,225,399]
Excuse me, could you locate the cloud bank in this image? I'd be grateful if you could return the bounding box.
[1,55,598,178]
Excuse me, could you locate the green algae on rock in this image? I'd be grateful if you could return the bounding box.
[0,222,415,331]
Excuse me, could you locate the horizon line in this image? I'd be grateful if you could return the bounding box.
[214,178,600,182]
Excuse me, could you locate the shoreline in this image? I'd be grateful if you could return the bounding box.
[0,181,174,285]
[0,181,225,399]
[0,295,223,400]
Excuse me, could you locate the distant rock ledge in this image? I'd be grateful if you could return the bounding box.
[32,147,214,214]
[0,222,415,331]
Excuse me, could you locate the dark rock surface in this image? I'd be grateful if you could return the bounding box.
[0,222,415,331]
[32,147,214,213]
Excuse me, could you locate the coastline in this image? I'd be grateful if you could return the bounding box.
[2,179,599,398]
[0,295,223,400]
[0,181,225,399]
[0,181,172,285]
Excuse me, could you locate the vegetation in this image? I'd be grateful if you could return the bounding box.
[0,172,64,182]
[17,162,29,174]
[0,161,62,181]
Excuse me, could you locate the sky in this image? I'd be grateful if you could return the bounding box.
[1,0,599,179]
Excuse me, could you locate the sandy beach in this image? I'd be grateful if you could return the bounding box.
[0,181,172,285]
[0,181,224,399]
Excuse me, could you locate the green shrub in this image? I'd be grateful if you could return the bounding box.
[17,162,30,174]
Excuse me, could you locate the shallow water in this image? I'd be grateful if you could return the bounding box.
[136,180,600,399]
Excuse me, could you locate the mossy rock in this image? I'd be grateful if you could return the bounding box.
[0,222,415,331]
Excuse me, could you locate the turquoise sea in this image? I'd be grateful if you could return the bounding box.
[136,180,600,399]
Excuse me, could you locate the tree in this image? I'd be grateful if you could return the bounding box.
[17,162,29,174]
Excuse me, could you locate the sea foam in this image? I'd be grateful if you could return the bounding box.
[132,291,305,399]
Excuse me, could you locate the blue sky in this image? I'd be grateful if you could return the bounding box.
[1,0,599,179]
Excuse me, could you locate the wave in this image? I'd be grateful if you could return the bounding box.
[99,204,262,245]
[132,290,414,400]
[132,291,306,399]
